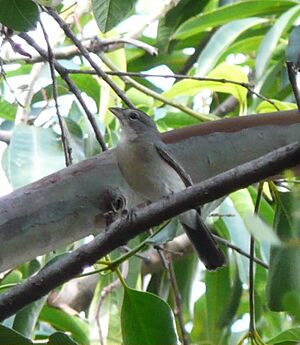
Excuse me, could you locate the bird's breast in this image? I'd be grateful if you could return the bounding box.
[116,140,184,202]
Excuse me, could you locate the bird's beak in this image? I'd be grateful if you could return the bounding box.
[109,107,124,122]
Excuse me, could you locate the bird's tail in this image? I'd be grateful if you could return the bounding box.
[179,210,226,270]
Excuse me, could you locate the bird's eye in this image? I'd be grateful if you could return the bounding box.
[129,112,139,120]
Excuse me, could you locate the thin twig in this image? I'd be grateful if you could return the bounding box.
[39,18,73,166]
[154,246,189,345]
[95,262,128,345]
[18,32,107,151]
[46,7,134,109]
[2,36,157,64]
[90,37,158,56]
[0,60,25,109]
[99,52,218,121]
[213,234,268,269]
[1,140,300,320]
[67,68,278,112]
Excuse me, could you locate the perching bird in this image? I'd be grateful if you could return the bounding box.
[110,107,225,270]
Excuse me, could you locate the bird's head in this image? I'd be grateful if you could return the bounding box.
[110,107,158,139]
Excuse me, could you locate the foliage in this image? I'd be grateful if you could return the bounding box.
[0,0,300,344]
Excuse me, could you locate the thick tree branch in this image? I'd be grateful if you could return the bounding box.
[0,110,300,273]
[1,140,300,320]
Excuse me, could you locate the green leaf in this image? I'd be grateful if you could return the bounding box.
[0,100,17,121]
[64,117,85,163]
[157,112,199,129]
[67,101,101,157]
[146,219,178,245]
[0,324,32,345]
[205,265,231,342]
[157,0,209,51]
[40,306,89,345]
[219,197,250,284]
[230,189,280,245]
[47,332,79,345]
[217,270,242,328]
[218,36,263,63]
[3,124,65,188]
[190,295,208,342]
[173,0,296,40]
[196,17,266,76]
[121,287,179,345]
[256,4,300,79]
[161,63,248,113]
[92,0,137,32]
[256,100,297,113]
[267,327,300,344]
[286,25,300,64]
[0,0,38,32]
[70,74,101,106]
[13,297,47,338]
[266,192,300,316]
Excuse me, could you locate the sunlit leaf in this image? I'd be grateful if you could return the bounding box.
[256,100,297,113]
[161,63,248,114]
[0,100,17,121]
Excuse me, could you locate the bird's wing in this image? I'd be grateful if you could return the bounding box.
[155,143,193,188]
[156,143,225,270]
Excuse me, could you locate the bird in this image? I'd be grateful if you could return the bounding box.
[110,107,225,270]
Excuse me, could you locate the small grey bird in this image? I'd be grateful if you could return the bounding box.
[110,107,225,270]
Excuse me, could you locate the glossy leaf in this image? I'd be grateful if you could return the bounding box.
[121,287,179,345]
[0,0,38,32]
[256,100,297,113]
[205,265,231,342]
[13,297,47,338]
[267,327,300,344]
[92,0,137,32]
[2,124,65,188]
[40,306,89,345]
[173,0,294,40]
[146,219,178,245]
[256,4,300,79]
[219,197,250,284]
[47,332,79,345]
[0,324,32,345]
[266,192,300,317]
[196,17,266,76]
[157,0,209,51]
